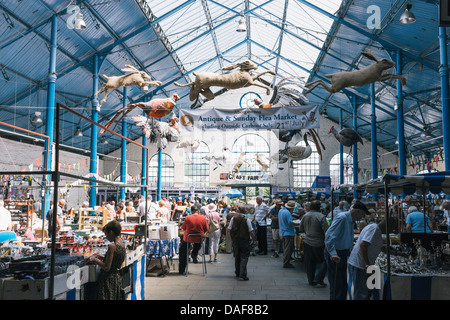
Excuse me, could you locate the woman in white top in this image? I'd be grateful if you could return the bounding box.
[206,203,221,263]
[156,200,170,223]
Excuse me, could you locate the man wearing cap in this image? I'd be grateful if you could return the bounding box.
[278,200,301,268]
[324,199,370,300]
[269,199,283,258]
[254,196,270,255]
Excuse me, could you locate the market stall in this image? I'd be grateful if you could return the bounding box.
[353,171,450,300]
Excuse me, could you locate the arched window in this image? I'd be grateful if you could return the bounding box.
[292,138,320,188]
[231,134,270,183]
[185,141,210,187]
[330,153,353,186]
[148,153,174,187]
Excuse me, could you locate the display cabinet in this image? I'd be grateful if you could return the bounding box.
[4,199,33,229]
[78,208,107,230]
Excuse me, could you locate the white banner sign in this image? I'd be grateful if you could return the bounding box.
[179,105,319,132]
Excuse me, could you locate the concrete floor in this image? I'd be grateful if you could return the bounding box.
[144,250,330,300]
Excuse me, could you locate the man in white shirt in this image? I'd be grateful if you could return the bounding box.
[0,200,12,231]
[348,218,394,300]
[137,195,157,221]
[253,196,270,255]
[442,201,450,233]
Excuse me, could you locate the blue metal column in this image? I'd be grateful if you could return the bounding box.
[120,87,128,201]
[339,108,344,185]
[42,15,58,218]
[370,83,378,179]
[141,102,147,197]
[396,50,407,176]
[440,27,450,171]
[89,55,100,207]
[352,95,358,183]
[157,140,162,201]
[352,95,359,198]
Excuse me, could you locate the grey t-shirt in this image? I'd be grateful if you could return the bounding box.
[298,210,329,247]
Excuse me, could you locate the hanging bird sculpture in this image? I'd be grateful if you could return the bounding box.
[253,76,309,108]
[328,125,363,154]
[100,93,180,134]
[177,139,200,153]
[131,115,180,150]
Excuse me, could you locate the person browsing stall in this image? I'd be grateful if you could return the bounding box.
[348,217,395,300]
[178,205,209,274]
[87,220,126,300]
[254,196,270,255]
[278,200,301,268]
[269,199,283,258]
[406,206,433,233]
[324,199,370,300]
[299,200,329,287]
[227,206,256,281]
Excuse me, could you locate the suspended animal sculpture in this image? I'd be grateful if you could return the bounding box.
[232,147,250,175]
[174,60,275,109]
[95,65,162,105]
[131,115,180,150]
[202,147,232,170]
[177,139,200,153]
[273,129,302,143]
[254,153,270,172]
[304,49,406,95]
[283,133,312,161]
[253,77,309,108]
[202,155,224,171]
[177,139,200,163]
[272,130,326,168]
[100,94,180,134]
[328,125,363,155]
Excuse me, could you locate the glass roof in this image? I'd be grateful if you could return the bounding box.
[146,0,343,86]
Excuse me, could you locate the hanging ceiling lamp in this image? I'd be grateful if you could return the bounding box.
[236,16,246,32]
[101,136,108,144]
[74,126,83,137]
[73,11,86,29]
[421,126,431,137]
[399,4,416,24]
[31,111,43,124]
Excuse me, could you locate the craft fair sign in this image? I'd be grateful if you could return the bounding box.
[179,105,320,132]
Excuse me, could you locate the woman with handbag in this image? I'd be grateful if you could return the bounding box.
[206,203,221,263]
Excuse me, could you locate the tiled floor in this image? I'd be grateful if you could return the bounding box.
[144,250,330,300]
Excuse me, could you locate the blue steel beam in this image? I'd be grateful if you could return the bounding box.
[295,0,437,71]
[440,27,450,172]
[144,0,275,70]
[120,87,128,201]
[272,0,289,86]
[136,38,249,103]
[370,83,378,179]
[42,14,58,218]
[89,55,100,208]
[201,0,224,69]
[396,51,407,176]
[249,39,424,132]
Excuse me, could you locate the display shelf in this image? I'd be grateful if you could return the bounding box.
[4,199,33,229]
[78,208,107,230]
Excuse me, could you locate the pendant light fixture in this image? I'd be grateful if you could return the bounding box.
[31,111,43,124]
[399,4,416,24]
[236,14,246,33]
[74,126,83,137]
